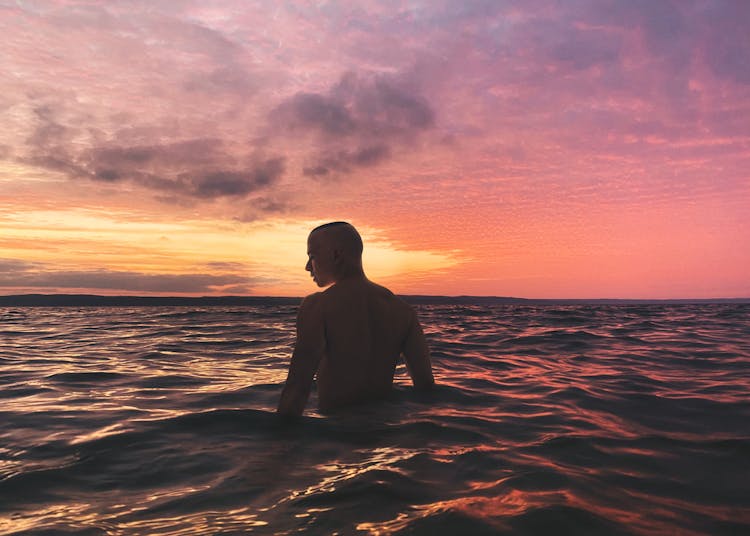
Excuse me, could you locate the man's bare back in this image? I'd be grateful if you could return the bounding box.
[277,222,434,416]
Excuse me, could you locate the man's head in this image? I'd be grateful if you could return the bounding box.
[306,222,364,287]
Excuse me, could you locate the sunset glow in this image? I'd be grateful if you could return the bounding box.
[1,1,748,298]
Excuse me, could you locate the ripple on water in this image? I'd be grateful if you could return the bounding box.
[1,304,749,534]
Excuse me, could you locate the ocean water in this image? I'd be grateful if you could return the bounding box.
[1,303,749,535]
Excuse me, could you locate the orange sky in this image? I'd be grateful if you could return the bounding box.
[1,1,749,298]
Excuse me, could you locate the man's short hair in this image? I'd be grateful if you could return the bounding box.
[311,221,363,257]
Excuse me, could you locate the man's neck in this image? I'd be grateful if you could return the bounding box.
[333,266,366,284]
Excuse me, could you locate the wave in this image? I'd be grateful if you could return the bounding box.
[1,304,749,534]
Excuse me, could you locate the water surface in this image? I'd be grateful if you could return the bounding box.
[1,304,749,534]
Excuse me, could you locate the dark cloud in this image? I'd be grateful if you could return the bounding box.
[275,72,434,139]
[253,196,294,214]
[347,76,435,133]
[24,132,286,201]
[271,71,435,176]
[88,145,164,170]
[302,165,329,178]
[22,101,88,177]
[189,158,285,199]
[352,143,391,166]
[0,259,252,293]
[25,154,87,177]
[278,93,357,137]
[18,95,285,203]
[83,138,225,184]
[28,105,70,147]
[302,144,390,177]
[192,170,263,198]
[0,258,38,272]
[235,196,297,222]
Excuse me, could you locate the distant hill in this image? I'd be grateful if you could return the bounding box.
[0,294,748,307]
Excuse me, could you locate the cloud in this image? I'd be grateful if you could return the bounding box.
[5,3,440,206]
[23,130,286,201]
[275,73,434,138]
[3,3,284,207]
[270,71,435,176]
[203,261,248,271]
[0,258,38,272]
[302,144,390,176]
[277,92,357,137]
[0,258,253,293]
[4,0,749,236]
[234,195,298,222]
[28,104,71,148]
[190,158,285,199]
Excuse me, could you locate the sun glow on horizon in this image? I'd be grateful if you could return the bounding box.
[0,206,463,296]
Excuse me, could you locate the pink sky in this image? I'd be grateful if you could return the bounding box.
[1,1,748,298]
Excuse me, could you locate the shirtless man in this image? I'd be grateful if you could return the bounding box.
[277,222,434,416]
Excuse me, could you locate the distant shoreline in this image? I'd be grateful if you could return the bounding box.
[1,294,748,307]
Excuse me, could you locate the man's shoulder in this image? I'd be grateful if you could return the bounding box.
[371,280,411,301]
[296,293,326,328]
[366,280,394,296]
[314,279,411,312]
[364,281,415,315]
[299,292,325,311]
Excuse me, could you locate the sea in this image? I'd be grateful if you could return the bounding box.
[1,302,748,535]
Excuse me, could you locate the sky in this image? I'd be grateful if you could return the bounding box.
[1,0,748,298]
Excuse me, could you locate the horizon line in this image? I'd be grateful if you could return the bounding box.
[1,293,748,305]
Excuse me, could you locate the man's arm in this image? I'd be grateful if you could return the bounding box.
[402,308,434,390]
[277,294,326,417]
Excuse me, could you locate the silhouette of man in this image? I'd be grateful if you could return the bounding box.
[277,222,434,416]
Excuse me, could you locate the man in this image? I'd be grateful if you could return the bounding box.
[277,221,434,416]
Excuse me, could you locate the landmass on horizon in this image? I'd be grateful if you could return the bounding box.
[1,294,748,307]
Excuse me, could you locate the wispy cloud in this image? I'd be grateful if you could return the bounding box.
[0,257,253,294]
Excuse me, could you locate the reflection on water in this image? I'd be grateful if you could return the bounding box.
[1,304,749,535]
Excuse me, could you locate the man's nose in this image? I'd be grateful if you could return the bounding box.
[305,259,312,272]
